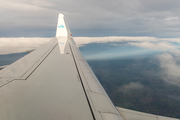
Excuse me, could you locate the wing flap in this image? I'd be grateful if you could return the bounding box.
[70,40,123,120]
[72,45,105,94]
[89,92,117,113]
[101,113,125,120]
[116,107,179,120]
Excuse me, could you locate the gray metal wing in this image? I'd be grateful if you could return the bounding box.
[116,107,179,120]
[0,14,123,120]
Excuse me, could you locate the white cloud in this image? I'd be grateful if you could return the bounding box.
[129,42,180,56]
[157,53,180,85]
[126,39,180,85]
[75,36,180,86]
[0,37,51,54]
[74,36,180,46]
[1,36,180,86]
[1,36,180,54]
[165,17,179,21]
[123,82,144,90]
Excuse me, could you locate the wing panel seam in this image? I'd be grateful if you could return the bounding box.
[24,44,58,80]
[69,43,96,120]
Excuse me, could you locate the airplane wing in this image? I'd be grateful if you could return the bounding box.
[116,107,179,120]
[0,14,123,120]
[0,14,179,120]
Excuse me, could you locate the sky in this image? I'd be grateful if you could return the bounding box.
[1,0,180,86]
[1,0,180,37]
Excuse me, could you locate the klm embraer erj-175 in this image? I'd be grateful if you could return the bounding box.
[0,14,178,120]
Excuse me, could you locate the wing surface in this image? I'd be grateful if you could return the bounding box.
[116,107,179,120]
[0,13,179,120]
[0,14,123,120]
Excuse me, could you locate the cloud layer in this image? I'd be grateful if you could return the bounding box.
[0,37,50,54]
[1,0,180,37]
[1,36,180,54]
[1,36,180,86]
[74,36,180,45]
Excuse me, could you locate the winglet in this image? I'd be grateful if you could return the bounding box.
[56,13,71,54]
[56,14,70,37]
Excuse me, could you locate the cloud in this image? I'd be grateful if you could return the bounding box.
[0,37,51,54]
[1,36,180,86]
[1,36,180,54]
[74,36,157,45]
[167,94,180,100]
[165,17,179,21]
[74,36,180,46]
[122,82,144,90]
[1,0,180,37]
[76,36,180,86]
[157,53,180,85]
[126,39,180,85]
[129,42,180,56]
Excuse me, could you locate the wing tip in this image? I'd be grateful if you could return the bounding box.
[58,13,64,17]
[56,13,67,37]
